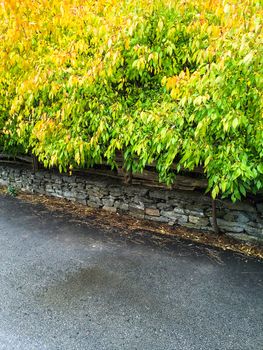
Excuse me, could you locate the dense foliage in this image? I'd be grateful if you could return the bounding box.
[0,0,262,201]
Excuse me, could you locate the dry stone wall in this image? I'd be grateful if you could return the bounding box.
[0,165,262,243]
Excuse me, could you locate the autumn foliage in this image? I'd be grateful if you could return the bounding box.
[0,0,262,201]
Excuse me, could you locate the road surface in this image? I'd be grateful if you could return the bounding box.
[0,194,262,350]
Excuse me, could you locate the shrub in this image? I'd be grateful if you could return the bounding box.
[0,0,262,201]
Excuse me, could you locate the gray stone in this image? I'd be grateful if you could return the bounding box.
[247,221,263,229]
[63,175,76,183]
[88,196,102,205]
[129,211,145,219]
[185,209,205,217]
[124,185,148,196]
[63,191,73,198]
[167,199,182,207]
[161,211,177,219]
[149,190,168,200]
[200,225,214,231]
[131,195,145,204]
[223,211,249,224]
[178,215,188,225]
[0,164,262,245]
[168,191,187,200]
[75,177,85,183]
[256,202,263,215]
[145,208,160,217]
[90,187,109,196]
[87,201,101,208]
[245,225,263,238]
[168,220,176,226]
[75,193,87,200]
[156,202,171,210]
[114,201,129,211]
[45,185,53,192]
[145,215,169,223]
[226,232,263,244]
[0,179,8,186]
[189,216,209,226]
[88,190,104,199]
[223,200,256,213]
[77,199,87,205]
[51,193,63,198]
[185,223,201,229]
[173,207,185,215]
[129,203,145,215]
[34,172,46,179]
[54,178,63,184]
[36,188,46,194]
[161,210,187,222]
[102,197,115,207]
[109,186,123,197]
[216,219,244,233]
[102,206,117,213]
[76,183,86,190]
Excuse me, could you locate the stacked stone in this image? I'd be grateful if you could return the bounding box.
[0,165,262,243]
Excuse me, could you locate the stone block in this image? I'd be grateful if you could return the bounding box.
[88,196,102,204]
[256,203,263,215]
[52,193,63,198]
[178,215,188,225]
[88,190,104,199]
[145,208,160,217]
[129,211,145,219]
[87,200,101,208]
[102,198,115,207]
[189,216,209,226]
[1,164,263,245]
[161,211,176,219]
[114,201,129,211]
[173,207,186,215]
[0,179,8,186]
[185,222,201,229]
[63,191,73,198]
[168,221,176,226]
[145,215,168,223]
[223,201,256,213]
[75,193,87,200]
[109,186,123,197]
[129,203,145,215]
[76,183,86,190]
[88,186,109,196]
[247,221,263,229]
[161,210,188,224]
[185,209,205,217]
[226,232,263,244]
[223,211,249,224]
[124,185,149,196]
[103,206,117,213]
[245,225,263,238]
[54,178,63,184]
[64,175,76,183]
[77,199,87,205]
[156,202,171,210]
[75,177,85,183]
[216,218,244,233]
[149,190,168,200]
[45,185,53,192]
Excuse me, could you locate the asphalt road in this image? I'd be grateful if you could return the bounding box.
[0,194,262,350]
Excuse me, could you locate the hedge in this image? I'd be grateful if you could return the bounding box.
[0,0,262,201]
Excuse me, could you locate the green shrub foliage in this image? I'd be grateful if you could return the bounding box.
[0,0,262,201]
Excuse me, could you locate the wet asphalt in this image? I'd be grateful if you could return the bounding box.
[0,194,262,350]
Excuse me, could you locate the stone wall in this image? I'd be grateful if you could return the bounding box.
[0,164,262,243]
